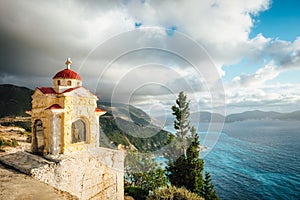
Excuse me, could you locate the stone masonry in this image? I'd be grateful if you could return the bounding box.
[0,148,124,200]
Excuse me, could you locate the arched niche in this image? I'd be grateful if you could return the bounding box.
[71,119,87,143]
[33,119,45,155]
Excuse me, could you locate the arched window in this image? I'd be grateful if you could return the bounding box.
[67,80,71,86]
[33,119,45,155]
[57,80,61,85]
[71,119,86,143]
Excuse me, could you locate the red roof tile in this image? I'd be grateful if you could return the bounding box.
[95,108,105,112]
[46,104,63,110]
[37,87,57,94]
[53,69,82,80]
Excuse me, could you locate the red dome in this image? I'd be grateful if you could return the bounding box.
[53,69,82,80]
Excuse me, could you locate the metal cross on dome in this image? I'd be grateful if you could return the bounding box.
[65,57,72,69]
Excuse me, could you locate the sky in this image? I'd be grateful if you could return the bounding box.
[0,0,300,116]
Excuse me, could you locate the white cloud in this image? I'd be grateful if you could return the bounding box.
[225,82,300,113]
[1,0,300,114]
[232,61,280,87]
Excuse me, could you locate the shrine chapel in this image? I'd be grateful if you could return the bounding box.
[29,58,106,155]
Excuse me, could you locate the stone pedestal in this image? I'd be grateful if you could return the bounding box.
[0,148,124,200]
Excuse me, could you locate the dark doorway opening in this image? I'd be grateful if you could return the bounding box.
[33,119,45,155]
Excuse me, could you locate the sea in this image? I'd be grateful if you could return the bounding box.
[195,120,300,200]
[165,120,300,200]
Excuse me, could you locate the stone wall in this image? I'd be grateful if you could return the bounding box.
[31,148,124,200]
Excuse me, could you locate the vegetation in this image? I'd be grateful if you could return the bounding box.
[124,91,219,200]
[125,186,149,200]
[171,91,191,155]
[203,172,219,200]
[0,84,33,117]
[0,137,18,148]
[147,185,204,200]
[99,116,171,152]
[125,151,168,199]
[167,131,204,195]
[167,91,219,199]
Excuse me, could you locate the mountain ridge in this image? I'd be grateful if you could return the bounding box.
[1,84,300,122]
[225,110,300,122]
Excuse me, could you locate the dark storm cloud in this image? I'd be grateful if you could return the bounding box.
[0,1,82,77]
[0,0,136,91]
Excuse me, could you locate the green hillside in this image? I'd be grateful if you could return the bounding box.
[98,101,171,151]
[99,115,171,152]
[0,84,33,117]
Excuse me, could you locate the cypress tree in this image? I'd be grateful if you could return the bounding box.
[167,91,219,199]
[203,172,219,200]
[167,92,203,195]
[185,126,204,195]
[171,91,190,156]
[166,154,188,188]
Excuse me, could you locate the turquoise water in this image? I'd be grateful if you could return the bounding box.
[200,120,300,200]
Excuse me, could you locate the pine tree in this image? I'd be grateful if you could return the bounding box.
[203,172,219,200]
[171,91,190,156]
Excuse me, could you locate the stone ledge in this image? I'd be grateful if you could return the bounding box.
[0,151,54,175]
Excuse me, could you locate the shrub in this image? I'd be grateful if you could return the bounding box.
[9,138,18,147]
[124,196,135,200]
[125,186,149,200]
[147,185,204,200]
[0,137,5,147]
[125,151,168,193]
[0,137,18,147]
